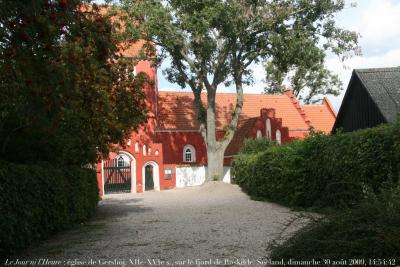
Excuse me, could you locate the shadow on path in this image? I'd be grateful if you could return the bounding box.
[13,196,153,260]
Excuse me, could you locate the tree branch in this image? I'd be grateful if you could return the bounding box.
[211,47,230,88]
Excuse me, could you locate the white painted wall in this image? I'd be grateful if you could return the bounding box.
[176,165,231,188]
[176,166,206,188]
[223,167,231,184]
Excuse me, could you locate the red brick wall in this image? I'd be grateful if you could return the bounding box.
[155,131,207,165]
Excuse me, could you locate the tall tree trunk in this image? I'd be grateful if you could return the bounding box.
[202,80,244,182]
[206,145,225,181]
[205,104,225,181]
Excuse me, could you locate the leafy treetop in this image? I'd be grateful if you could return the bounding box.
[119,0,359,179]
[0,0,149,165]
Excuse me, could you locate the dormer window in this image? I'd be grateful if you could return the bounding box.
[183,145,195,163]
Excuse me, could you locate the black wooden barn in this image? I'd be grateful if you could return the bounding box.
[333,67,400,132]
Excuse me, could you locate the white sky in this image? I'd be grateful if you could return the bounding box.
[157,0,400,111]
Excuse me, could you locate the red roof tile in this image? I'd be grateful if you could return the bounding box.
[302,97,337,133]
[157,91,311,131]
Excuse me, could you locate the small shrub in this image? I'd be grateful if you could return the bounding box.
[269,185,400,263]
[0,161,99,257]
[239,137,272,154]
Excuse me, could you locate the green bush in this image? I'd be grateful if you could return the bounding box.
[0,161,99,256]
[239,138,273,154]
[233,121,400,209]
[233,141,304,205]
[269,185,400,263]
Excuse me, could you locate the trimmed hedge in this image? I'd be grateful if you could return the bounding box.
[0,161,99,256]
[270,185,400,263]
[233,121,400,209]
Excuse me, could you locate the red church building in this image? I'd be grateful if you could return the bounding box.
[96,47,337,196]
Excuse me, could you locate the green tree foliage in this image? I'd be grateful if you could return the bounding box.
[238,137,272,155]
[265,62,344,104]
[120,0,359,180]
[0,0,148,165]
[263,1,360,103]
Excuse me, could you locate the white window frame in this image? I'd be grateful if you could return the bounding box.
[183,144,196,163]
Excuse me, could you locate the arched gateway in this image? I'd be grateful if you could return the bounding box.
[142,161,160,191]
[103,151,136,194]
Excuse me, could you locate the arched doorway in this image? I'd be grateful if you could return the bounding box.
[145,165,154,190]
[142,161,160,191]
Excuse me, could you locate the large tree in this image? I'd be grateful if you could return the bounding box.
[0,0,148,165]
[120,0,359,180]
[265,62,344,104]
[263,1,360,103]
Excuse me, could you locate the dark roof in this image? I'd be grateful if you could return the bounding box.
[355,67,400,122]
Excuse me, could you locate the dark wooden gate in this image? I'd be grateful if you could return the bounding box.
[145,165,154,191]
[104,156,131,194]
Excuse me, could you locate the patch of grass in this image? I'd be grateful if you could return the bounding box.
[269,185,400,264]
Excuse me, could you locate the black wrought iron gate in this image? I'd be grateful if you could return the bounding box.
[104,156,131,194]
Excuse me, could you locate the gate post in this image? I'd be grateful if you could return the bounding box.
[101,159,105,196]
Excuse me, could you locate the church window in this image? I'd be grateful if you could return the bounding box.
[183,145,195,163]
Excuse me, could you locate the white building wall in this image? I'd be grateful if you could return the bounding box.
[176,165,231,188]
[223,167,231,184]
[176,166,206,188]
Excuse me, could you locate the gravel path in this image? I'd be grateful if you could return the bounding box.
[16,182,304,267]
